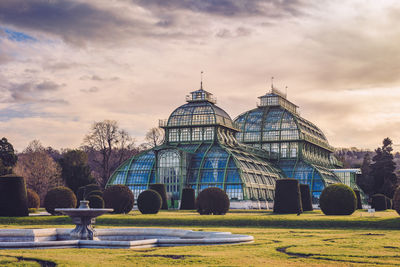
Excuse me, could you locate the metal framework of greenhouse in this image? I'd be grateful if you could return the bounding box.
[107,83,356,204]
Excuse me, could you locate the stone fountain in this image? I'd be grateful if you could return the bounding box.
[0,200,254,249]
[55,200,113,240]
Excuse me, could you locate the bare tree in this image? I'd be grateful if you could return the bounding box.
[82,120,136,188]
[143,127,164,149]
[14,140,63,204]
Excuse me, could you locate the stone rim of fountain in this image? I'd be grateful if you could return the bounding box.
[0,201,255,249]
[0,228,254,249]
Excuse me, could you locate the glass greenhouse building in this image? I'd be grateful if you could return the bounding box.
[107,84,351,206]
[107,86,285,206]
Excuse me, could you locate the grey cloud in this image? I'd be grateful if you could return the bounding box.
[0,0,308,47]
[0,0,145,46]
[216,27,252,38]
[43,62,85,72]
[81,87,99,93]
[6,80,67,104]
[91,75,102,81]
[24,69,39,74]
[79,75,104,81]
[134,0,306,18]
[36,81,63,91]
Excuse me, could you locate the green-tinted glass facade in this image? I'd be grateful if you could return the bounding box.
[107,88,285,202]
[234,88,341,202]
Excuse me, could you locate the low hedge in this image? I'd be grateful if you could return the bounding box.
[319,184,356,215]
[372,194,387,211]
[180,188,196,210]
[196,187,230,215]
[300,184,313,211]
[273,179,302,214]
[149,184,168,210]
[137,190,162,214]
[103,185,134,214]
[44,186,77,215]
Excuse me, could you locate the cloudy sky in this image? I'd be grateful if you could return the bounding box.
[1,0,400,151]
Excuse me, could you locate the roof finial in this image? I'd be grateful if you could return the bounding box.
[285,86,288,96]
[200,71,204,89]
[271,76,274,91]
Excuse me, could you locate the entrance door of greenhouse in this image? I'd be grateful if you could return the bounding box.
[158,150,181,208]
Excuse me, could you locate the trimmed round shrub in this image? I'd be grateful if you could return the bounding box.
[0,175,28,216]
[87,194,105,209]
[392,186,400,215]
[371,194,387,211]
[180,188,196,210]
[196,187,230,215]
[273,179,302,214]
[319,184,356,215]
[386,197,392,210]
[299,184,313,212]
[44,186,77,215]
[353,189,363,210]
[103,185,134,214]
[137,190,162,214]
[27,188,40,211]
[149,184,168,210]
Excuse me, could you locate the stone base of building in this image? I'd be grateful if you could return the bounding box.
[229,200,272,210]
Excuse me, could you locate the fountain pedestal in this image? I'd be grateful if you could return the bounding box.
[70,216,97,240]
[55,201,113,240]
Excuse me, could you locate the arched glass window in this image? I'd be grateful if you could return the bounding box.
[158,150,181,198]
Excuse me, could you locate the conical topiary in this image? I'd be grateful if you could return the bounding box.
[0,175,29,216]
[180,188,196,210]
[300,184,313,211]
[273,179,302,214]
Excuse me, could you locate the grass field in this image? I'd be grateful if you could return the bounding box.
[1,210,400,266]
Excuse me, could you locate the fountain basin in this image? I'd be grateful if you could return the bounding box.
[0,228,254,249]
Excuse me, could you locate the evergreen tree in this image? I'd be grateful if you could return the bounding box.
[370,138,398,198]
[0,137,18,176]
[357,153,374,196]
[59,150,95,194]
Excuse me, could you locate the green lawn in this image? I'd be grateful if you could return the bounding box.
[1,210,400,266]
[2,209,400,229]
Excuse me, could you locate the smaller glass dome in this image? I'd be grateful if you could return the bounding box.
[167,89,236,130]
[235,107,332,151]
